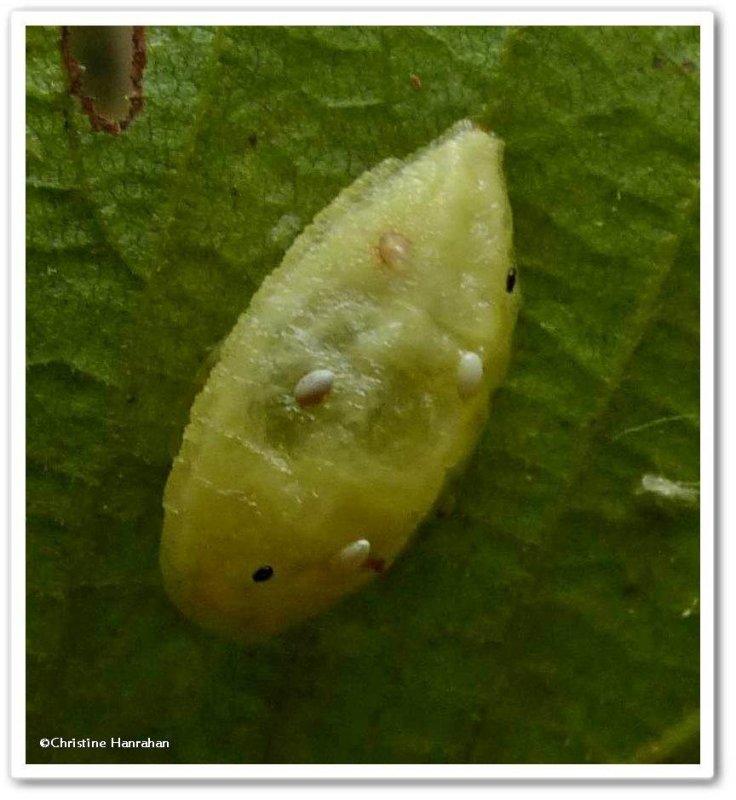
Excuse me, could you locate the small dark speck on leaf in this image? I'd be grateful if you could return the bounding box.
[247,132,258,147]
[622,581,640,597]
[410,73,422,91]
[652,54,665,69]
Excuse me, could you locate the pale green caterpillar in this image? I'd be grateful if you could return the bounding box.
[161,120,519,642]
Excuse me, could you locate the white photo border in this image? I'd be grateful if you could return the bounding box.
[9,5,715,781]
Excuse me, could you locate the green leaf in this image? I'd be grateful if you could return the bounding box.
[26,25,699,764]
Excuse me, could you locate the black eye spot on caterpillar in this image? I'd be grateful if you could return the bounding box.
[252,566,274,583]
[506,267,517,294]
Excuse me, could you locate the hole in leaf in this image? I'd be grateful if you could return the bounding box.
[60,26,146,134]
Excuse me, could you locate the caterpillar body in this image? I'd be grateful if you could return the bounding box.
[161,120,519,642]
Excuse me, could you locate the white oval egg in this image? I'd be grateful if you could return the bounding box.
[457,351,485,398]
[294,368,335,407]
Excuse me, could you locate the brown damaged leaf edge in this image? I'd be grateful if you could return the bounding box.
[60,26,146,135]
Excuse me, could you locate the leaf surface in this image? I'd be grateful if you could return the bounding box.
[26,25,700,764]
